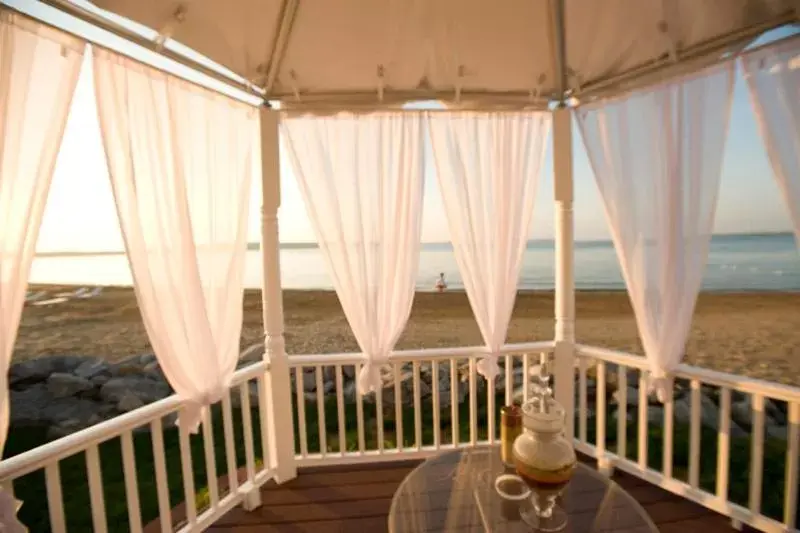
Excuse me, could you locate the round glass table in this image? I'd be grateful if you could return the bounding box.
[388,447,658,532]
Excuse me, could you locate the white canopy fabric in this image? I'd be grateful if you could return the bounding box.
[281,112,425,395]
[94,48,258,433]
[576,62,736,399]
[0,12,84,530]
[741,37,800,245]
[86,0,797,104]
[428,111,550,380]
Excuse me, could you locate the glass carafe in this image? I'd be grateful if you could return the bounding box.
[512,395,577,531]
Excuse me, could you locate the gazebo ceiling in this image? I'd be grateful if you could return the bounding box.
[71,0,799,105]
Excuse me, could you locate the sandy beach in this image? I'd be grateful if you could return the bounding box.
[13,286,800,386]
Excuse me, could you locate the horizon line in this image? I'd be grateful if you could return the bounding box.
[34,230,794,257]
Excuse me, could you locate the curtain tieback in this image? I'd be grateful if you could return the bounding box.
[476,352,501,381]
[358,356,388,395]
[646,368,672,404]
[178,382,230,433]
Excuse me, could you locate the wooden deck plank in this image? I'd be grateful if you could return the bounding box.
[209,458,745,532]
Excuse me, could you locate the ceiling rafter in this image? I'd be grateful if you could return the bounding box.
[550,0,568,101]
[261,0,300,97]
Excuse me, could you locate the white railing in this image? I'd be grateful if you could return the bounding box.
[4,340,798,532]
[286,341,556,467]
[0,362,275,533]
[574,344,800,533]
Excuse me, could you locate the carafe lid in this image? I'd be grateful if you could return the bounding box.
[521,396,566,433]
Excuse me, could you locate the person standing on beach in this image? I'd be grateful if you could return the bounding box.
[435,272,447,293]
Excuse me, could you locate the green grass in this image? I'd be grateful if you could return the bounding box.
[6,381,797,531]
[6,405,264,532]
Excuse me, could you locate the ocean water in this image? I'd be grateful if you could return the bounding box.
[29,233,800,292]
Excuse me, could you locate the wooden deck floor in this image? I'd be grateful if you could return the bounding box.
[206,456,754,533]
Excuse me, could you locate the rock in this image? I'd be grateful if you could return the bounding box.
[47,373,93,399]
[766,424,788,441]
[91,374,111,387]
[302,370,316,392]
[699,393,720,430]
[612,387,639,407]
[239,343,264,365]
[111,363,145,377]
[10,384,54,426]
[343,381,357,402]
[9,355,85,386]
[12,387,115,436]
[614,408,633,423]
[117,391,145,412]
[100,377,171,405]
[673,397,692,425]
[230,382,259,408]
[143,360,166,382]
[73,359,111,380]
[647,405,664,424]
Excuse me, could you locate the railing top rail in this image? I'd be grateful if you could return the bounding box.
[287,341,556,366]
[0,361,268,481]
[576,343,800,404]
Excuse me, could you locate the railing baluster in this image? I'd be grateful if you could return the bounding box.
[523,353,531,403]
[86,445,108,533]
[200,409,219,509]
[662,378,674,479]
[355,363,366,454]
[469,357,478,446]
[637,372,648,470]
[488,366,497,443]
[44,464,66,533]
[413,361,422,450]
[221,394,239,494]
[450,358,459,446]
[749,394,765,515]
[689,379,701,488]
[596,361,607,457]
[785,402,800,529]
[394,362,403,450]
[315,365,326,455]
[432,361,441,449]
[121,431,143,532]
[256,375,272,471]
[376,375,385,453]
[335,364,346,453]
[294,367,308,457]
[617,366,627,460]
[716,387,731,500]
[240,382,257,489]
[150,418,172,533]
[579,357,588,443]
[504,354,513,406]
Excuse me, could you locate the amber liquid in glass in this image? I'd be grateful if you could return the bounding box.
[514,463,576,496]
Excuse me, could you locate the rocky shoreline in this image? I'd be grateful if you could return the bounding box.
[9,348,792,443]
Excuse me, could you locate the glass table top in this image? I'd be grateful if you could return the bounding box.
[388,446,659,532]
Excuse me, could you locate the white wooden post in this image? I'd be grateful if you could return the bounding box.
[258,106,297,486]
[552,107,576,442]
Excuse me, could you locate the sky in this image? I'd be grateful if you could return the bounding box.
[15,0,796,252]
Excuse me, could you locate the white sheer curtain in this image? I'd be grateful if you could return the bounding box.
[93,49,257,432]
[576,63,735,398]
[741,38,800,245]
[281,112,425,394]
[0,13,84,455]
[427,111,550,380]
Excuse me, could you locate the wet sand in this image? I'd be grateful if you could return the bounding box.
[14,286,800,386]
